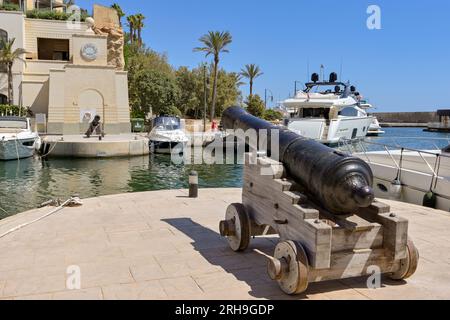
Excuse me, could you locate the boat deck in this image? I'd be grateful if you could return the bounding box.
[0,188,449,300]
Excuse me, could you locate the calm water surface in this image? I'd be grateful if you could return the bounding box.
[1,127,449,219]
[0,154,243,218]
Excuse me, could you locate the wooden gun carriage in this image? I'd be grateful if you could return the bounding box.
[220,153,419,295]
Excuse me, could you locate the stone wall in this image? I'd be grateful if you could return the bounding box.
[373,112,439,124]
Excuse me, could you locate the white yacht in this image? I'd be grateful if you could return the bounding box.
[0,117,40,161]
[282,73,374,145]
[149,116,189,154]
[340,139,450,212]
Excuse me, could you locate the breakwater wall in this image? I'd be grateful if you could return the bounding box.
[373,112,438,124]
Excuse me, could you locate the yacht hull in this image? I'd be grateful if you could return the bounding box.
[0,138,36,161]
[356,151,450,212]
[150,140,186,154]
[287,116,374,144]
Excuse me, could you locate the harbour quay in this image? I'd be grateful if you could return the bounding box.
[41,134,150,158]
[0,188,449,300]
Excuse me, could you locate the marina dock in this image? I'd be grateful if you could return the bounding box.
[41,135,150,158]
[0,188,449,300]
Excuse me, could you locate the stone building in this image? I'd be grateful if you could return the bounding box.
[0,1,131,134]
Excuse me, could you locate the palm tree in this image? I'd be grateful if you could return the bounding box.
[126,15,136,44]
[111,3,125,27]
[0,38,27,105]
[134,14,146,47]
[240,64,263,97]
[194,31,232,121]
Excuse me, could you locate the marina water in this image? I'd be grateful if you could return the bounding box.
[1,128,449,219]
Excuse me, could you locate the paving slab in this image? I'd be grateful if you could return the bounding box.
[0,188,449,300]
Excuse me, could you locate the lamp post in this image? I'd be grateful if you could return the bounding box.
[264,89,274,108]
[203,64,208,132]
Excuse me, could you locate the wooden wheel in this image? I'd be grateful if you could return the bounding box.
[219,203,251,252]
[268,240,309,295]
[390,239,419,280]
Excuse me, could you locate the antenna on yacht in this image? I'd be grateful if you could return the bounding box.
[306,60,310,82]
[339,58,343,81]
[320,64,325,82]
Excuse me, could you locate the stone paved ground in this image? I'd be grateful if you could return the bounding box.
[0,188,449,300]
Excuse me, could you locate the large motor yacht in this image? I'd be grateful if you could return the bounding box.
[282,72,374,145]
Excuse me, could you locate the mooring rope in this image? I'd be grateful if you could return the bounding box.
[39,140,59,159]
[0,196,83,240]
[0,206,8,215]
[14,136,20,161]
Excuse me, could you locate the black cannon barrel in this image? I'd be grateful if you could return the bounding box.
[222,107,374,215]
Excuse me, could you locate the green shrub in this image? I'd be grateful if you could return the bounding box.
[245,95,266,118]
[0,3,21,11]
[26,10,88,22]
[263,109,283,121]
[0,105,28,117]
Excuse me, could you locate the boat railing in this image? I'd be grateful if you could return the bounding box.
[338,138,450,178]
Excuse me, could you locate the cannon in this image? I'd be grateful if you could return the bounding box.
[219,107,419,295]
[221,106,375,215]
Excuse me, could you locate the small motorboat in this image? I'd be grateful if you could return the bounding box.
[148,116,189,154]
[359,101,385,136]
[0,116,41,161]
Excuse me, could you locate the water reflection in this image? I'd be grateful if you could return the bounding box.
[0,154,243,218]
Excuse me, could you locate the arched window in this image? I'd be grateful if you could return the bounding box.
[0,29,8,73]
[0,29,7,47]
[0,94,8,105]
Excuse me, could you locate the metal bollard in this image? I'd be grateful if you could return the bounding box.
[189,171,199,198]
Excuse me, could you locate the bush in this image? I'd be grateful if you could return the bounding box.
[245,95,266,118]
[263,109,283,121]
[0,3,20,11]
[26,10,88,22]
[0,105,28,117]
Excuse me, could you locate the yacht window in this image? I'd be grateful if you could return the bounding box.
[302,108,328,118]
[309,84,345,95]
[153,117,181,130]
[340,107,358,117]
[0,119,27,129]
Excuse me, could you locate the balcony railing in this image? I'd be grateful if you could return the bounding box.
[0,0,66,13]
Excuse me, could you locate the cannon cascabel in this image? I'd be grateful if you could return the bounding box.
[221,106,375,215]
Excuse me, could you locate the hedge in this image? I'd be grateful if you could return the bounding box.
[26,9,88,22]
[0,4,20,11]
[0,105,28,117]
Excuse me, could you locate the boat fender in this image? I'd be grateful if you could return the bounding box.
[423,191,437,209]
[390,179,402,199]
[34,137,42,152]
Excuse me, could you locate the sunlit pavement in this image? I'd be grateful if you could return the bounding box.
[0,188,449,300]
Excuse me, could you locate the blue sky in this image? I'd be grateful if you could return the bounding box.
[77,0,450,112]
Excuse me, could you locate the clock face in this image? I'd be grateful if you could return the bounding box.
[81,43,98,61]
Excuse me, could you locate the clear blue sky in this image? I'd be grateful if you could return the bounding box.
[77,0,449,112]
